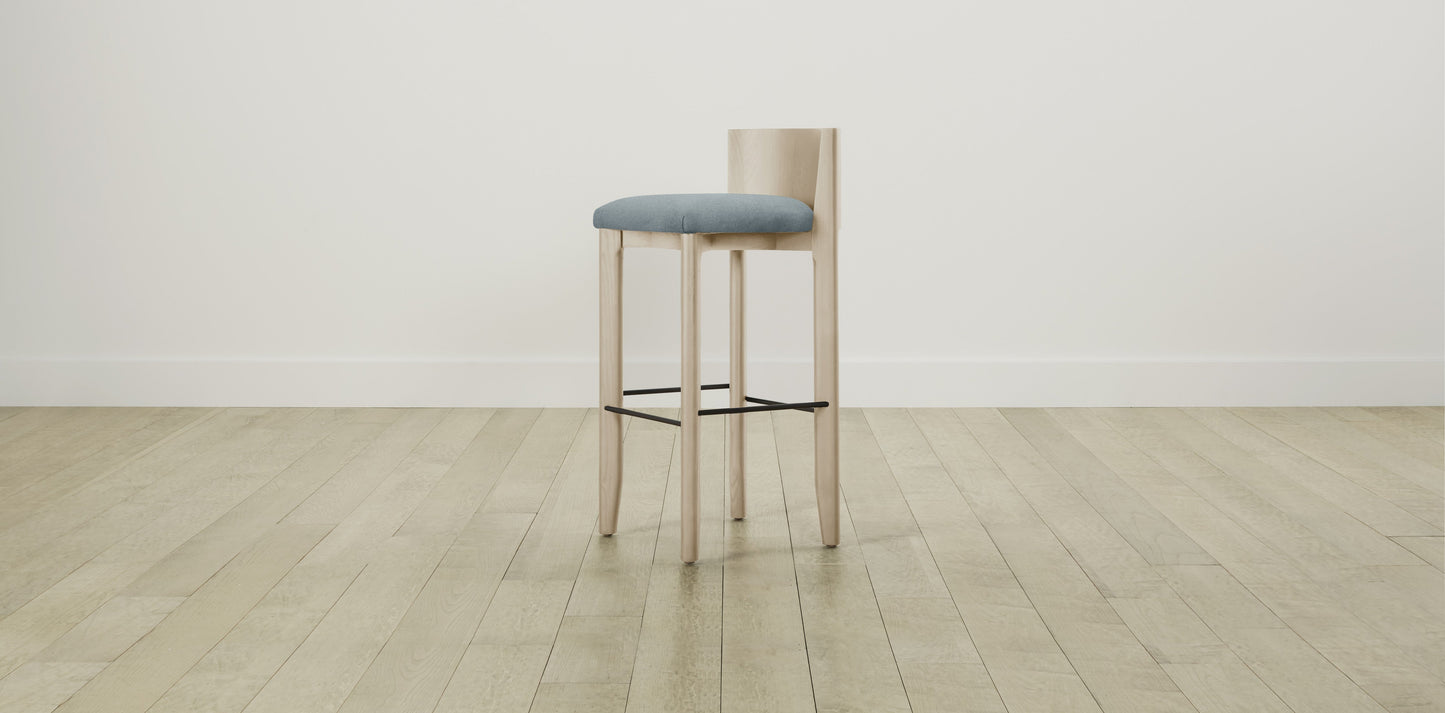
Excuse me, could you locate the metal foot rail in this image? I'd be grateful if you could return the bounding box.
[605,383,828,427]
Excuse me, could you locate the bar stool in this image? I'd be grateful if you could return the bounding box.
[594,128,838,563]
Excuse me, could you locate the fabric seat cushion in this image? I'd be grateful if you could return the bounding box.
[593,193,813,234]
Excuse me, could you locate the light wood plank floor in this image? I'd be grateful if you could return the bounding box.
[0,407,1440,713]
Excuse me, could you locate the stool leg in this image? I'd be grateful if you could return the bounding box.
[814,238,840,547]
[680,234,701,563]
[728,249,746,520]
[599,229,623,536]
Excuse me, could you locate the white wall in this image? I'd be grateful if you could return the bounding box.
[2,1,1440,407]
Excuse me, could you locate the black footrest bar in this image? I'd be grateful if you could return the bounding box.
[603,406,682,427]
[699,401,829,417]
[606,398,829,427]
[744,396,817,413]
[623,383,730,396]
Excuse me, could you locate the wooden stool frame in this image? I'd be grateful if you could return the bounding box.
[599,128,838,564]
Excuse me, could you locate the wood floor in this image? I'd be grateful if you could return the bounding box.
[0,406,1440,713]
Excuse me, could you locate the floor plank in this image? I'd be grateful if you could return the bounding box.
[146,409,475,713]
[1138,408,1421,566]
[1000,408,1215,567]
[0,662,108,713]
[337,512,533,713]
[1392,536,1444,570]
[721,413,815,713]
[1263,408,1443,497]
[0,409,283,571]
[0,408,330,678]
[953,408,1197,713]
[1228,409,1443,528]
[433,409,617,713]
[1183,407,1440,537]
[626,414,723,713]
[54,523,331,713]
[0,407,1437,713]
[0,409,170,505]
[1322,408,1445,470]
[238,533,454,713]
[907,408,1106,713]
[0,409,217,529]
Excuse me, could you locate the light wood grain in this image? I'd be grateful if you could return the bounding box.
[568,418,671,617]
[906,408,1111,712]
[122,411,400,598]
[1393,536,1444,570]
[953,408,1197,713]
[1183,407,1440,537]
[0,409,216,528]
[721,413,814,713]
[502,409,603,582]
[0,409,73,449]
[728,248,746,521]
[1367,407,1444,442]
[812,219,840,548]
[1263,407,1443,497]
[600,228,624,536]
[54,523,331,713]
[337,512,533,713]
[533,683,630,713]
[604,129,840,556]
[442,410,615,712]
[1096,407,1387,583]
[728,129,821,207]
[35,595,183,663]
[433,577,571,713]
[542,616,641,684]
[0,409,168,509]
[780,410,909,713]
[1136,408,1420,566]
[857,412,1010,713]
[1228,408,1443,528]
[435,644,552,713]
[811,129,840,548]
[626,415,724,712]
[1322,407,1445,469]
[0,407,230,564]
[240,534,453,713]
[1001,408,1215,568]
[0,409,329,679]
[679,233,701,564]
[772,408,860,569]
[147,559,368,713]
[1096,409,1445,706]
[282,408,449,526]
[476,409,581,516]
[0,406,1439,713]
[0,408,302,613]
[0,662,107,713]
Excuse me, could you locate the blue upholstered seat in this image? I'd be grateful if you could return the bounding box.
[593,193,813,234]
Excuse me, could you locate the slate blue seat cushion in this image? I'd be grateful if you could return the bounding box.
[593,193,813,234]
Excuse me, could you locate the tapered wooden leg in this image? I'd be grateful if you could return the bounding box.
[813,238,839,547]
[680,234,701,563]
[599,229,623,536]
[728,249,746,520]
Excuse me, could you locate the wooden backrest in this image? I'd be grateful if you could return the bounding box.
[727,129,838,239]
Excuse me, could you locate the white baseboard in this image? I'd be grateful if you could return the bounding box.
[1,357,1439,407]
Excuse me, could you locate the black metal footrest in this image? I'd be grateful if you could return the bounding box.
[742,396,818,413]
[623,383,730,396]
[603,406,682,427]
[606,384,828,428]
[699,400,829,416]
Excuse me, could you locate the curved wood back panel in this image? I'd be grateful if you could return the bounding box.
[727,128,837,244]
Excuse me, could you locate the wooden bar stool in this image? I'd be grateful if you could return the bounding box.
[595,128,839,563]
